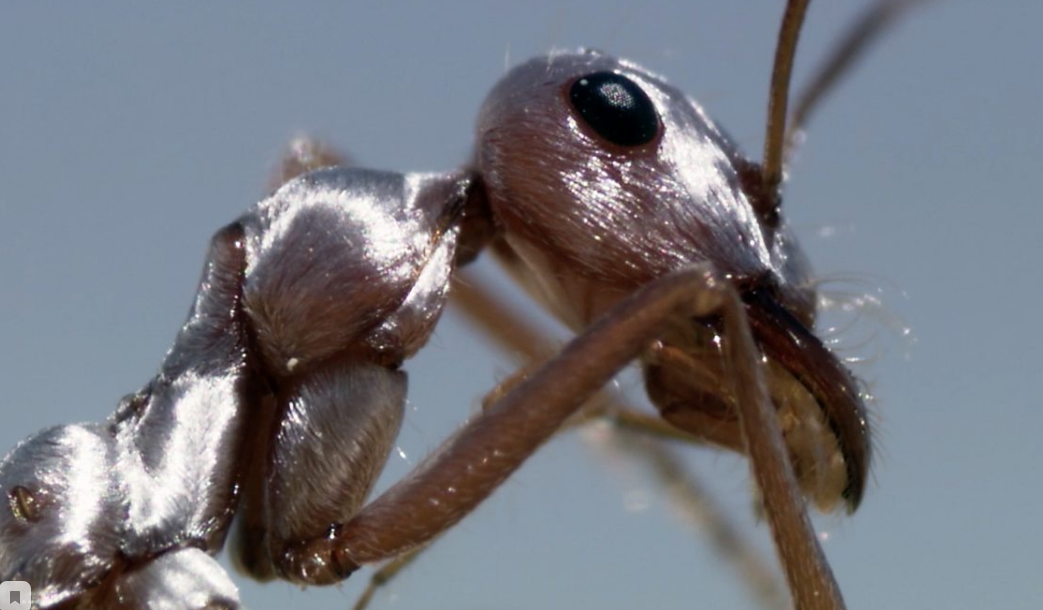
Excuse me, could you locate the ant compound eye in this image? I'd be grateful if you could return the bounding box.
[569,71,659,147]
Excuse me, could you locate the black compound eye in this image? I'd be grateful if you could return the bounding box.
[569,71,659,147]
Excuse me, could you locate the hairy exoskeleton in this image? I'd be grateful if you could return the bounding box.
[0,2,920,608]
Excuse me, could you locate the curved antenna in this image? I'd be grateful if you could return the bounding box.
[759,0,812,218]
[785,0,931,159]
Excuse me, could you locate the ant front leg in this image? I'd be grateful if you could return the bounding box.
[450,270,788,610]
[278,264,839,609]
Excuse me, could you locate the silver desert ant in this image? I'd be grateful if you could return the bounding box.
[0,1,926,609]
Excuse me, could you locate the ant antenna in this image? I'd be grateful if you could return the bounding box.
[757,0,930,222]
[759,0,811,220]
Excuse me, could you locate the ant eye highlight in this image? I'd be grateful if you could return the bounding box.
[569,71,659,147]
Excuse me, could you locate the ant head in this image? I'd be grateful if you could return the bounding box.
[475,50,814,330]
[474,49,868,512]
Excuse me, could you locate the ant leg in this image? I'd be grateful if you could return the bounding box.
[714,292,845,610]
[349,393,787,610]
[345,359,542,610]
[281,265,841,609]
[581,414,789,610]
[346,396,768,610]
[232,363,407,581]
[279,266,720,582]
[450,269,786,609]
[267,134,350,190]
[451,269,741,449]
[350,543,430,610]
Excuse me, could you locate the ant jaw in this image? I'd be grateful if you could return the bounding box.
[744,288,870,513]
[644,287,870,515]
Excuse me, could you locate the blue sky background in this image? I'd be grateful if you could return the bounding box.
[1,2,1040,609]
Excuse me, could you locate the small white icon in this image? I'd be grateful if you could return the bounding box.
[0,581,31,610]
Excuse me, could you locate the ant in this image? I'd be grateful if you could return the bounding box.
[0,1,926,609]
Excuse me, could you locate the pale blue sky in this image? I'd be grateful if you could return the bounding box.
[1,2,1040,609]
